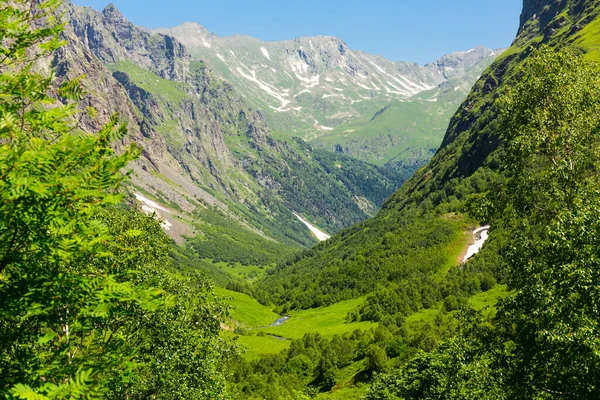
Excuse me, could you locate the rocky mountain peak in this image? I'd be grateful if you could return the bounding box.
[518,0,588,33]
[101,3,127,24]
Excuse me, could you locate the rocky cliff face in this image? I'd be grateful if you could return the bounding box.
[50,1,406,247]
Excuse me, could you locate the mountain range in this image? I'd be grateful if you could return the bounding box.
[52,1,495,257]
[154,23,501,168]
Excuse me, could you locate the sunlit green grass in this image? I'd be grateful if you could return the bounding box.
[211,260,267,283]
[260,297,378,340]
[214,287,279,328]
[224,331,291,361]
[468,284,509,311]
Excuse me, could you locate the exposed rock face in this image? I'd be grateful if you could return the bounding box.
[48,1,407,245]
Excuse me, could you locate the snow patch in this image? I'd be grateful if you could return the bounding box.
[260,47,271,60]
[463,226,491,262]
[386,81,411,96]
[216,54,225,62]
[293,212,331,241]
[202,39,212,48]
[134,193,172,231]
[236,65,291,111]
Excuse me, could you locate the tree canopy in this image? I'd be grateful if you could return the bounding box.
[0,1,233,398]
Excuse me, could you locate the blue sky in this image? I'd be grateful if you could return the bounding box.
[72,0,523,64]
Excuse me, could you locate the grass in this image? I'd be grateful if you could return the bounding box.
[317,360,370,399]
[214,287,279,328]
[224,331,291,361]
[109,60,188,102]
[216,287,290,360]
[260,297,378,340]
[575,13,600,61]
[468,284,509,311]
[433,215,476,281]
[405,306,441,330]
[212,261,267,283]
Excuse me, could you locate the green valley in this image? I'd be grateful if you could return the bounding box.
[4,0,600,399]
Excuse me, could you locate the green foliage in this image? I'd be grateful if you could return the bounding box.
[255,211,470,311]
[0,2,233,398]
[490,46,600,398]
[187,205,296,266]
[368,47,600,400]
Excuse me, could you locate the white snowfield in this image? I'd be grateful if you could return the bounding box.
[293,212,331,241]
[463,225,491,262]
[260,47,271,60]
[134,193,173,231]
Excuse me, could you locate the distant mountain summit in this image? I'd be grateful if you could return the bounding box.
[154,23,501,169]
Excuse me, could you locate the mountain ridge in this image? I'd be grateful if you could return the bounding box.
[153,21,502,169]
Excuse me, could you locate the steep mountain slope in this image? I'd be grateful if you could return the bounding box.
[257,0,600,312]
[153,24,500,171]
[53,2,407,253]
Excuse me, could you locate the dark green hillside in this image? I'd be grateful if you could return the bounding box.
[256,211,472,311]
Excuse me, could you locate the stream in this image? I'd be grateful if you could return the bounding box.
[269,316,290,327]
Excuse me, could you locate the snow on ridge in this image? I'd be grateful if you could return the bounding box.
[355,81,372,91]
[367,60,434,94]
[236,64,291,111]
[260,47,271,60]
[386,81,411,96]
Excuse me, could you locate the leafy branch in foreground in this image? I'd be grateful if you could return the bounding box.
[0,1,233,398]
